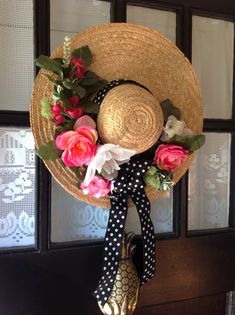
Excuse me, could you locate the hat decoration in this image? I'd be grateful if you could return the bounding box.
[30,23,205,309]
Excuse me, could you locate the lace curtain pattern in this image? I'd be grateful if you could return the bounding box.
[188,133,230,230]
[0,128,36,247]
[51,179,173,242]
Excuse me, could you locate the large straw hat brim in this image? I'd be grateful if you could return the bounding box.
[30,23,203,208]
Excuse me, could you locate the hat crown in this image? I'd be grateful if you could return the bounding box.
[97,84,164,153]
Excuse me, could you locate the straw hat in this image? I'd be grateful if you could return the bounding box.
[30,23,203,208]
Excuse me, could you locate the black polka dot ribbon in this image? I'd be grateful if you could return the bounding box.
[94,159,156,306]
[94,79,151,105]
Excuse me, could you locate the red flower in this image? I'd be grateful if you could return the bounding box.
[51,103,62,116]
[53,115,64,125]
[51,103,64,125]
[68,96,80,107]
[64,107,84,119]
[71,56,85,78]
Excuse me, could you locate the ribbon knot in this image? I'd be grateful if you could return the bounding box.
[94,159,156,306]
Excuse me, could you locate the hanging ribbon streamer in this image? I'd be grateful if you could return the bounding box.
[94,159,156,306]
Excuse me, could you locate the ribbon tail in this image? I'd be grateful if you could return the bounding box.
[94,194,128,306]
[130,189,156,285]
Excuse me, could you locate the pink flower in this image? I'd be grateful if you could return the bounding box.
[51,103,64,125]
[53,115,64,125]
[64,107,84,119]
[71,56,85,78]
[51,103,62,115]
[56,126,98,167]
[154,144,189,171]
[74,115,96,130]
[68,96,80,107]
[81,176,111,198]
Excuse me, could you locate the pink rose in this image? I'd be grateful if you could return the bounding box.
[71,56,85,78]
[56,126,98,167]
[81,176,111,198]
[64,107,84,119]
[68,96,80,107]
[154,144,189,171]
[74,115,96,130]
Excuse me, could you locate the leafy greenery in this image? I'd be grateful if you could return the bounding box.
[55,120,75,136]
[144,166,174,191]
[72,45,92,67]
[70,166,87,186]
[44,74,60,85]
[80,102,100,114]
[62,80,86,98]
[160,99,181,121]
[85,80,108,97]
[36,141,62,160]
[58,89,72,106]
[36,55,63,78]
[81,71,100,86]
[40,98,51,118]
[169,134,205,152]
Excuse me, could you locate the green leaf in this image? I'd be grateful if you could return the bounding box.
[72,45,92,66]
[80,102,100,114]
[160,99,181,121]
[59,89,71,106]
[70,167,86,186]
[35,55,63,78]
[146,166,158,176]
[44,74,60,85]
[55,120,75,136]
[81,71,100,86]
[168,134,187,145]
[86,80,108,97]
[169,134,205,152]
[186,135,205,151]
[53,57,63,65]
[40,98,51,118]
[62,80,86,98]
[36,141,62,160]
[144,174,161,190]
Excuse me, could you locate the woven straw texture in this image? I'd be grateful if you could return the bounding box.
[30,23,203,208]
[97,84,164,153]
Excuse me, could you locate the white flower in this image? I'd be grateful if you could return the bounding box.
[160,115,193,141]
[84,144,135,185]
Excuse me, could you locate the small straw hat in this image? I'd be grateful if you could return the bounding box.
[30,23,203,208]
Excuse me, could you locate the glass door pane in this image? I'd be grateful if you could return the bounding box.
[0,0,34,111]
[0,128,36,248]
[127,5,176,43]
[192,16,234,118]
[50,0,111,51]
[188,133,231,230]
[50,3,176,243]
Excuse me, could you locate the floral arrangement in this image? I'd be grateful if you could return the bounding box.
[36,37,205,199]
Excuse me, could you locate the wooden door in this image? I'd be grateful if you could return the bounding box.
[0,0,235,314]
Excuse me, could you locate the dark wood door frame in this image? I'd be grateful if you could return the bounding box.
[0,0,235,314]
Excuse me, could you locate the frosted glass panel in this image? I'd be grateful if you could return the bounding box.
[0,1,34,111]
[51,178,173,242]
[188,133,231,230]
[50,1,173,242]
[192,16,234,118]
[50,0,110,51]
[0,128,36,248]
[127,5,176,43]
